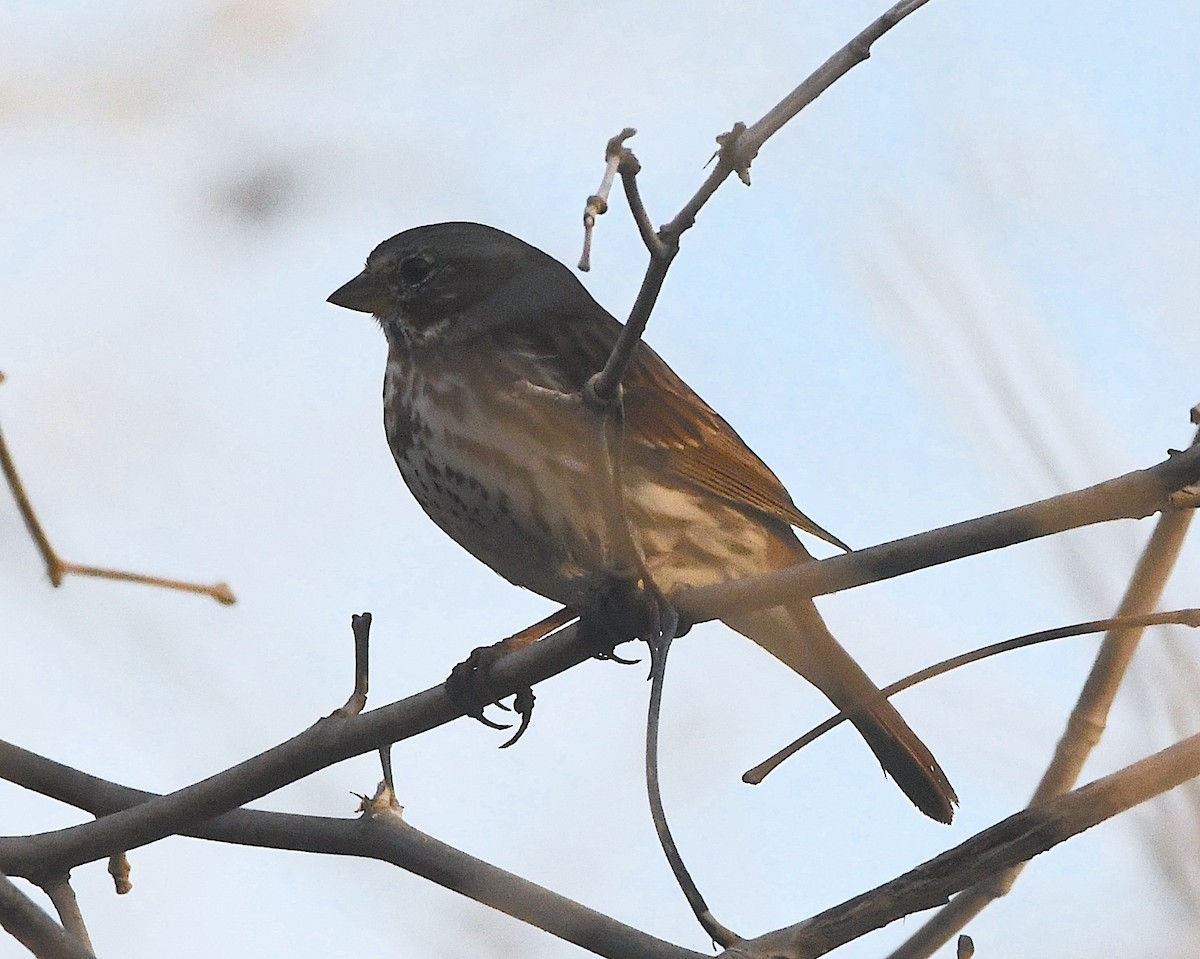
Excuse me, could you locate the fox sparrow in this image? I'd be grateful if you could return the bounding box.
[328,221,956,823]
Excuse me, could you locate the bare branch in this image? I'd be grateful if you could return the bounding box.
[736,0,934,164]
[579,127,637,272]
[334,612,372,718]
[0,618,614,878]
[723,730,1200,959]
[56,561,235,605]
[0,872,95,959]
[886,418,1200,959]
[746,609,1200,784]
[0,413,235,605]
[679,439,1200,623]
[584,0,935,405]
[0,742,699,959]
[40,879,93,956]
[644,628,740,947]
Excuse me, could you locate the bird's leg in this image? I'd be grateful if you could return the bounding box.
[446,606,577,744]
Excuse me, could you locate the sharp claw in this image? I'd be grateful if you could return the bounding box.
[468,710,512,732]
[595,648,642,666]
[499,687,535,748]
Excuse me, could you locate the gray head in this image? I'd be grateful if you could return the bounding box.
[327,222,599,346]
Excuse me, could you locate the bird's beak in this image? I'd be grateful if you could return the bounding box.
[327,271,390,314]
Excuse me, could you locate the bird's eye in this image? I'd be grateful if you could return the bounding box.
[398,255,434,286]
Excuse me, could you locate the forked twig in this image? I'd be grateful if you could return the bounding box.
[0,871,96,959]
[0,408,235,605]
[582,0,936,404]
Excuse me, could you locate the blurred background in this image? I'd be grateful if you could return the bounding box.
[2,2,1198,956]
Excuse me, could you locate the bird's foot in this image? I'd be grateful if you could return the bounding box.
[445,607,574,746]
[446,643,518,732]
[581,578,688,673]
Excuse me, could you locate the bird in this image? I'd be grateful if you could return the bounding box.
[328,221,957,823]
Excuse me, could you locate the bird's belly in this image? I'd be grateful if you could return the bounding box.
[387,366,623,608]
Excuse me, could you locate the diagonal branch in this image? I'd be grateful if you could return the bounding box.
[723,729,1200,959]
[886,415,1200,959]
[585,0,937,405]
[679,439,1200,622]
[0,620,611,878]
[0,442,1194,879]
[0,741,699,959]
[0,871,96,959]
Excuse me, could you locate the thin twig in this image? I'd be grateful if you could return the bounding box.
[644,623,739,947]
[618,150,666,257]
[736,0,934,164]
[886,417,1200,959]
[335,612,372,717]
[40,878,93,955]
[378,744,395,797]
[0,421,65,585]
[745,609,1200,784]
[579,128,637,271]
[0,415,235,605]
[584,0,936,404]
[58,562,235,605]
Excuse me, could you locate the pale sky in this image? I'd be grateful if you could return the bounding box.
[3,3,1199,958]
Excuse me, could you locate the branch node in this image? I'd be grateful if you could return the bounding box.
[713,122,753,185]
[358,777,404,820]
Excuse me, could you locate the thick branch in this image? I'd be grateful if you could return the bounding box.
[0,742,698,959]
[1,445,1193,878]
[0,621,609,878]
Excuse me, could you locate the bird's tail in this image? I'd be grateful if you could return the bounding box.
[724,601,957,823]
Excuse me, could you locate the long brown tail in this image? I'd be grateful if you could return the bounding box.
[724,601,957,823]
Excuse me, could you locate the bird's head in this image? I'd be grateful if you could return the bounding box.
[327,221,592,347]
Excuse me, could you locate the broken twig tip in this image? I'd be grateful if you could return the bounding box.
[211,582,237,605]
